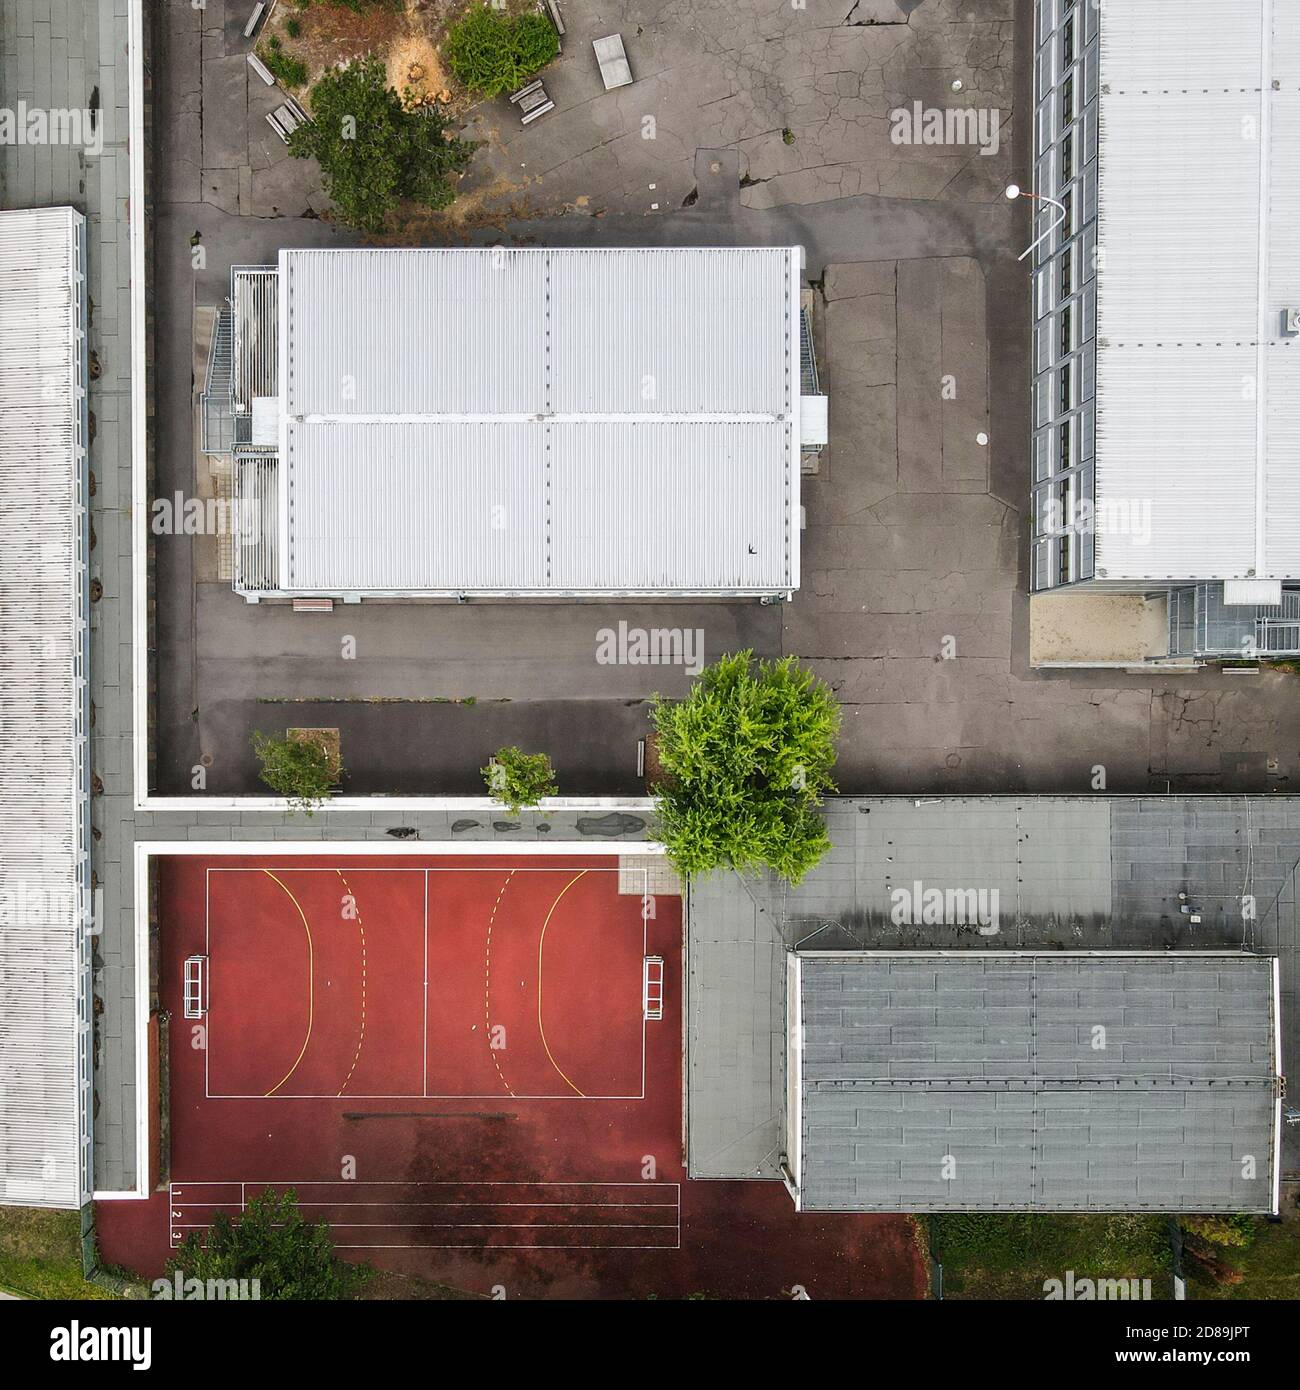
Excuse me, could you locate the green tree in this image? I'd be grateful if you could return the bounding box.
[651,651,840,884]
[288,57,473,232]
[168,1189,367,1300]
[444,4,559,98]
[251,730,340,813]
[483,745,557,814]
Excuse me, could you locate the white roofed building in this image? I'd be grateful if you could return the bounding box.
[1029,0,1300,658]
[0,207,93,1209]
[223,246,815,601]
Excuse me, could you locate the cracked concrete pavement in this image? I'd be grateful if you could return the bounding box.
[464,0,1015,217]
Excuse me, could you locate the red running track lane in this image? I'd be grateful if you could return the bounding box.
[96,854,926,1300]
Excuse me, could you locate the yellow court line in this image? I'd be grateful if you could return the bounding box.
[334,869,367,1097]
[536,870,590,1098]
[485,870,518,1097]
[261,870,315,1098]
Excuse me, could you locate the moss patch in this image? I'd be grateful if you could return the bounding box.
[930,1213,1173,1300]
[0,1209,117,1301]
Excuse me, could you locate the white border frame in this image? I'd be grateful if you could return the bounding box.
[93,838,666,1200]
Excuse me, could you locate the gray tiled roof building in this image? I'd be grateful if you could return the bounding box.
[791,953,1279,1213]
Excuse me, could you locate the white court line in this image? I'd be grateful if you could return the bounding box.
[206,867,631,874]
[173,1179,675,1186]
[200,866,652,1101]
[205,1091,648,1100]
[170,1181,681,1252]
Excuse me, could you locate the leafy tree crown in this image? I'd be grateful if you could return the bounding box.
[251,731,340,814]
[288,57,473,232]
[483,745,557,814]
[651,651,840,884]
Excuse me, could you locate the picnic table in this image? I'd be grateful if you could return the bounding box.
[509,78,555,125]
[593,33,634,90]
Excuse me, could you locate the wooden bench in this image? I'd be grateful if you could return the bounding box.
[247,52,276,87]
[244,2,266,39]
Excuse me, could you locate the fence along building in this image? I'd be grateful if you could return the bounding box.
[0,207,93,1208]
[1030,0,1300,657]
[223,246,814,601]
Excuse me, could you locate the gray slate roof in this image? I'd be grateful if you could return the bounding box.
[797,953,1278,1213]
[687,796,1300,1188]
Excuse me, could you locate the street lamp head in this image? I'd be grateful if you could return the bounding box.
[1005,183,1022,200]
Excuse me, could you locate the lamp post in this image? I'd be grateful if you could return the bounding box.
[1006,183,1068,263]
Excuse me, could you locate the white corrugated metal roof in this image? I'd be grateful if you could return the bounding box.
[283,249,547,417]
[274,247,800,596]
[285,422,548,590]
[1094,0,1300,582]
[0,207,91,1209]
[550,422,790,590]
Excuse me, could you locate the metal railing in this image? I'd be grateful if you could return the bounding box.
[232,452,279,594]
[200,309,234,456]
[800,306,819,395]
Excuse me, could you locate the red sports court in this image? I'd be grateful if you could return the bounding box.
[96,852,923,1298]
[200,863,650,1101]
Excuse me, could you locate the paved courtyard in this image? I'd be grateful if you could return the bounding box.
[147,0,1300,799]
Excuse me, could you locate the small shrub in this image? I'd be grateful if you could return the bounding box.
[483,746,557,813]
[168,1190,368,1300]
[512,12,560,74]
[259,37,309,89]
[444,4,559,98]
[1182,1214,1257,1249]
[251,730,340,813]
[285,16,302,38]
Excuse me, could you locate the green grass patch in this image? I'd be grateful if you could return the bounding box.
[0,1208,117,1301]
[930,1213,1173,1300]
